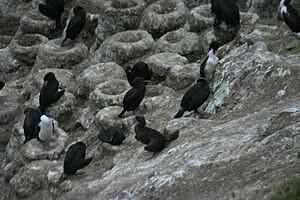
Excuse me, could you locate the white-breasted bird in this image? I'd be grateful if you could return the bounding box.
[38,115,54,150]
[200,41,220,82]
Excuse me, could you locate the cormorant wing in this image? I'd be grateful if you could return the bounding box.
[48,90,65,105]
[283,6,300,32]
[64,144,84,173]
[180,84,200,108]
[144,137,165,152]
[98,129,114,142]
[123,88,138,104]
[200,56,208,77]
[39,80,59,105]
[66,15,85,39]
[76,157,92,170]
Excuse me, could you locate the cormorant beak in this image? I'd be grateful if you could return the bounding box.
[142,80,151,84]
[58,173,67,184]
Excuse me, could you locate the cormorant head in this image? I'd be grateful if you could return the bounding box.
[58,173,67,184]
[132,77,149,87]
[208,41,220,52]
[133,61,148,70]
[135,115,146,126]
[44,72,56,82]
[197,77,208,83]
[24,107,41,117]
[73,5,85,15]
[75,141,87,148]
[125,65,132,73]
[40,115,52,125]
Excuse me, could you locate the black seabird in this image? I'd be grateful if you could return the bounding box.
[174,78,210,118]
[61,5,86,46]
[211,0,240,30]
[38,0,64,30]
[200,41,220,82]
[119,77,149,117]
[134,115,179,153]
[39,72,65,114]
[126,61,152,86]
[58,142,92,183]
[23,107,41,144]
[97,127,126,145]
[280,0,300,34]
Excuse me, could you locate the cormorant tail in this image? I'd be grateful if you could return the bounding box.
[58,173,67,184]
[165,130,179,142]
[38,105,46,115]
[61,38,67,46]
[49,90,65,105]
[77,157,93,170]
[119,109,126,117]
[174,108,185,118]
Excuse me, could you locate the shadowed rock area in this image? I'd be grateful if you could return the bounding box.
[1,0,300,199]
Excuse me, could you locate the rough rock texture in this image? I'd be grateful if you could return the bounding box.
[0,48,21,74]
[188,4,213,33]
[146,52,189,81]
[34,38,89,70]
[94,30,155,65]
[95,0,146,43]
[151,30,204,60]
[9,34,49,65]
[19,10,56,36]
[165,63,199,91]
[0,87,21,153]
[74,62,126,98]
[2,0,300,200]
[140,0,188,38]
[89,79,130,109]
[0,14,20,48]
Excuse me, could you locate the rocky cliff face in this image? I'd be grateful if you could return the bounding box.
[1,0,300,199]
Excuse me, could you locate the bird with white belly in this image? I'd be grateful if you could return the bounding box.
[37,115,54,150]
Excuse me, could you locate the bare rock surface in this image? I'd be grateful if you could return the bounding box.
[188,4,213,32]
[19,10,56,36]
[95,0,146,43]
[74,62,126,98]
[140,0,188,38]
[2,0,300,200]
[151,30,203,59]
[146,52,189,81]
[9,34,49,65]
[94,30,155,65]
[34,38,89,70]
[89,79,130,109]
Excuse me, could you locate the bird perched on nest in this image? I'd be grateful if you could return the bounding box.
[58,141,93,183]
[61,5,86,46]
[119,77,150,117]
[125,61,152,86]
[38,0,64,31]
[39,72,65,114]
[211,0,240,30]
